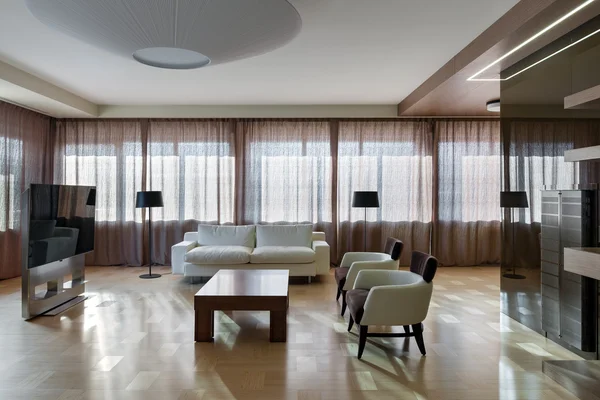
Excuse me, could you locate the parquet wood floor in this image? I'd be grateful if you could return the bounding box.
[0,266,582,400]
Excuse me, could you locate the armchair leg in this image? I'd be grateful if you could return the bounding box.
[403,325,410,334]
[347,315,354,332]
[336,286,341,301]
[358,325,368,359]
[412,323,426,356]
[341,291,347,316]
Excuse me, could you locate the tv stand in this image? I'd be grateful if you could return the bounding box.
[21,189,87,319]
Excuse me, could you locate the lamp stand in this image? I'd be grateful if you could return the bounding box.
[140,208,161,279]
[503,208,525,280]
[364,208,367,251]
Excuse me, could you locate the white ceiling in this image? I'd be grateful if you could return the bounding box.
[0,0,518,108]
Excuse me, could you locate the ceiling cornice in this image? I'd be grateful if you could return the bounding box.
[97,105,399,119]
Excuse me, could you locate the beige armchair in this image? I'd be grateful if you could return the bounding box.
[346,251,438,359]
[334,238,403,316]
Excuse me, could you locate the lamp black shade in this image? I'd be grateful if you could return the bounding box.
[352,191,380,208]
[500,191,529,208]
[136,191,163,279]
[136,191,164,208]
[86,188,96,206]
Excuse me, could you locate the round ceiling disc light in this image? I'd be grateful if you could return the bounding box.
[24,0,302,70]
[132,48,211,70]
[486,100,501,112]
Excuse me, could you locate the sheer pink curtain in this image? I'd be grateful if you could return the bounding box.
[432,120,501,266]
[147,120,236,264]
[337,121,433,265]
[45,117,515,269]
[236,120,335,248]
[53,120,144,266]
[0,101,52,279]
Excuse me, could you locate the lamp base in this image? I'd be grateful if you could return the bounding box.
[503,273,526,279]
[139,273,161,279]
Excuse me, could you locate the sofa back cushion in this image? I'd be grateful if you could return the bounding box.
[197,225,256,247]
[256,224,313,248]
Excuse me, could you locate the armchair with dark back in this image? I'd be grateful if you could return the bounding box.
[345,251,438,359]
[334,237,404,316]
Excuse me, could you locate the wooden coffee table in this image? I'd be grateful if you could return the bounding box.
[194,269,289,342]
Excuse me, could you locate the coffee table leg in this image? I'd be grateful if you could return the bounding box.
[195,307,213,342]
[270,310,287,342]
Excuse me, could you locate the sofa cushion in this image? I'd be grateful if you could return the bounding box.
[185,246,252,265]
[256,224,312,248]
[250,246,315,264]
[197,225,255,247]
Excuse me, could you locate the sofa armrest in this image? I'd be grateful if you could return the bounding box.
[312,231,326,242]
[312,240,330,275]
[171,240,197,275]
[343,259,398,291]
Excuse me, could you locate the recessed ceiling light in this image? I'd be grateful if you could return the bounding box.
[486,100,500,112]
[468,0,595,81]
[25,0,302,70]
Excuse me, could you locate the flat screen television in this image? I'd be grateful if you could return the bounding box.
[27,184,96,269]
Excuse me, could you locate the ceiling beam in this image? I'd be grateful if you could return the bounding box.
[0,60,98,117]
[398,0,600,116]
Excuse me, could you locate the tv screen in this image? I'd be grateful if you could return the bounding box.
[28,184,95,269]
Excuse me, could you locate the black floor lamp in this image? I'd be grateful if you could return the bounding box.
[500,191,529,280]
[352,191,380,251]
[136,191,164,279]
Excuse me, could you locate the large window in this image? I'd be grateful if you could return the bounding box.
[65,153,117,221]
[0,173,16,231]
[63,143,142,222]
[459,155,501,222]
[338,121,433,224]
[0,102,52,279]
[55,121,144,225]
[50,118,510,267]
[147,121,235,224]
[248,141,332,223]
[436,121,502,224]
[242,121,332,225]
[0,138,19,231]
[148,142,235,223]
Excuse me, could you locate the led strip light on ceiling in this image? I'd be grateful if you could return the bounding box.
[467,0,596,81]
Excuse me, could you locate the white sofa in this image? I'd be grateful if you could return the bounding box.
[171,224,330,280]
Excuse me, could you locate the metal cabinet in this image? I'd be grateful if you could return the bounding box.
[541,190,597,352]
